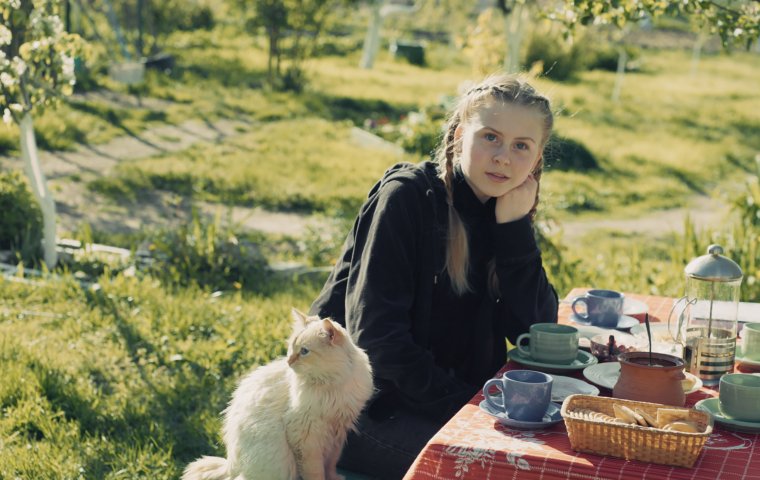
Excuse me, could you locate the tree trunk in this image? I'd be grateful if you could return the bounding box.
[503,2,527,74]
[360,1,383,69]
[19,113,57,268]
[611,47,627,102]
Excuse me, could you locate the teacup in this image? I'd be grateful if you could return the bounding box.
[482,369,553,422]
[740,323,760,361]
[572,289,624,328]
[719,373,760,422]
[516,323,579,364]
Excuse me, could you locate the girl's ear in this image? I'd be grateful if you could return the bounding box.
[291,308,309,331]
[320,319,344,346]
[454,124,464,142]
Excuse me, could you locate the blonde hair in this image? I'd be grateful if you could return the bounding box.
[435,74,553,295]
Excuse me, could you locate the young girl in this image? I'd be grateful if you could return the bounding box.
[309,73,558,478]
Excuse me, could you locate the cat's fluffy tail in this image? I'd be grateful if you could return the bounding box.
[182,456,230,480]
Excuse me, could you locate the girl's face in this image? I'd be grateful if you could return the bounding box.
[455,100,545,203]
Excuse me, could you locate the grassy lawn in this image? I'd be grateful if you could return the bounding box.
[0,274,322,478]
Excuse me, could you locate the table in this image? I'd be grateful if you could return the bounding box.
[403,288,760,480]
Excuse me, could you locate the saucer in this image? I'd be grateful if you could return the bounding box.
[694,398,760,433]
[571,314,639,331]
[508,348,598,373]
[736,355,760,368]
[551,375,600,402]
[582,362,703,394]
[479,399,563,429]
[623,298,649,316]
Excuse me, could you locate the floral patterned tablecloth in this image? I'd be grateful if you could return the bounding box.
[403,289,760,480]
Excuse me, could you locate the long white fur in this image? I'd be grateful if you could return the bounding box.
[183,309,374,480]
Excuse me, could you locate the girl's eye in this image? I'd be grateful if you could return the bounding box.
[515,142,529,151]
[485,133,498,142]
[300,347,310,356]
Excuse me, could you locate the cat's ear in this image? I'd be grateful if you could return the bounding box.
[291,308,310,331]
[321,318,344,346]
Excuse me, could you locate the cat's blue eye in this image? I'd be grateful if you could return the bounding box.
[300,347,310,356]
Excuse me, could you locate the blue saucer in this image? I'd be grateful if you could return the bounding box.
[571,313,639,331]
[479,400,563,429]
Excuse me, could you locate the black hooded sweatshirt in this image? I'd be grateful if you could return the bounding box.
[310,161,558,422]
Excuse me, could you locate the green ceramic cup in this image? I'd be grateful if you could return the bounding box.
[719,373,760,422]
[516,323,579,365]
[741,323,760,361]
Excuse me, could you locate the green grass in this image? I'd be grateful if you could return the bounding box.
[88,117,415,213]
[0,273,322,479]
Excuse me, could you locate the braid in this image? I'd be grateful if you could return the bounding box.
[438,117,471,295]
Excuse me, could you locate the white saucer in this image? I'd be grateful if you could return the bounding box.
[551,375,600,402]
[571,313,639,331]
[623,298,649,316]
[582,361,703,394]
[736,355,760,368]
[479,400,563,429]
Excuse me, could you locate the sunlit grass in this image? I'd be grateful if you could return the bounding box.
[89,117,414,213]
[0,273,322,479]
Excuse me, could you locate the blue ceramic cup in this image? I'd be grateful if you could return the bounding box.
[482,370,553,421]
[572,289,624,328]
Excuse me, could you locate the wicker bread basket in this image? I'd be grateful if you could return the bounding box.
[561,394,713,468]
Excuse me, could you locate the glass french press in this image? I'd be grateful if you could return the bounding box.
[668,244,743,386]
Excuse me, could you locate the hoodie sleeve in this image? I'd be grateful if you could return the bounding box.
[345,179,475,421]
[491,215,559,344]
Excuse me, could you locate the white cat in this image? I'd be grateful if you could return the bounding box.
[183,309,374,480]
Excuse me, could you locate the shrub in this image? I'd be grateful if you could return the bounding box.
[141,211,270,291]
[0,170,43,263]
[524,29,589,81]
[544,134,599,172]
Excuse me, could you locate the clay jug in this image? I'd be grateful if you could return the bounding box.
[613,352,686,406]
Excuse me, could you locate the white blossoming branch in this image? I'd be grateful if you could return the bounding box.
[1,0,84,125]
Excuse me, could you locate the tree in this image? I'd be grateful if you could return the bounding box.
[1,0,84,267]
[236,0,359,87]
[546,1,760,49]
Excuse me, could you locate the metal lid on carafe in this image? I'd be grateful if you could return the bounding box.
[684,244,743,282]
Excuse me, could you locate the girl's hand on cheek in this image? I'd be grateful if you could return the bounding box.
[495,175,537,224]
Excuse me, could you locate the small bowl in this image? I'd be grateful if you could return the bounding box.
[590,332,646,362]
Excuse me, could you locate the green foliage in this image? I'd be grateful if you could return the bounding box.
[0,0,84,124]
[143,211,270,291]
[0,169,42,263]
[547,1,760,50]
[524,29,587,81]
[544,134,599,172]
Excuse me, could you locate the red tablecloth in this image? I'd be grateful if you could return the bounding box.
[403,289,760,480]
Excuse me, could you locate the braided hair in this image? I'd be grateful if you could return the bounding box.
[434,74,554,295]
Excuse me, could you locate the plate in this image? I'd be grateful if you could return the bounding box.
[630,323,676,342]
[551,375,600,402]
[582,362,703,394]
[508,347,598,373]
[629,323,684,356]
[571,313,640,331]
[736,355,760,368]
[623,298,649,316]
[479,399,563,430]
[694,398,760,433]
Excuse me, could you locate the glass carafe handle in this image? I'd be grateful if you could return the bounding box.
[666,295,697,344]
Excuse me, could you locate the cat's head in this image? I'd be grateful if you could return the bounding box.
[286,309,355,381]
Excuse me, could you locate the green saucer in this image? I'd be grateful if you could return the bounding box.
[694,398,760,433]
[507,348,598,373]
